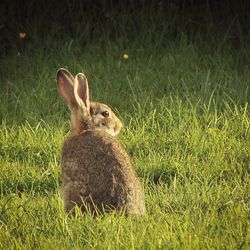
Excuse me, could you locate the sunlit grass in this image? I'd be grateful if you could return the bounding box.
[0,2,250,249]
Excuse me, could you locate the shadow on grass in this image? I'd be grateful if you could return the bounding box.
[0,177,60,196]
[142,166,179,186]
[0,145,59,168]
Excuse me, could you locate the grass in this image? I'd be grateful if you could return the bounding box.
[0,1,250,249]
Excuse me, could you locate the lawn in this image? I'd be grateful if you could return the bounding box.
[0,1,249,249]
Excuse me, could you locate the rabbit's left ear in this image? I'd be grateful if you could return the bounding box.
[56,68,76,107]
[74,73,90,116]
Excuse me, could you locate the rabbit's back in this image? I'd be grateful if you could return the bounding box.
[61,130,145,215]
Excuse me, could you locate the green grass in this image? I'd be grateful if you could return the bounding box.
[1,2,250,249]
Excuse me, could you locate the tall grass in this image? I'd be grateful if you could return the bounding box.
[0,1,249,249]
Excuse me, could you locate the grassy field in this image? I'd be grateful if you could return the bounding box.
[0,1,250,249]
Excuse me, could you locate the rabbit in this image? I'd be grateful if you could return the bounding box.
[56,68,146,215]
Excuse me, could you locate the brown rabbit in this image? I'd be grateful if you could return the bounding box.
[57,68,145,215]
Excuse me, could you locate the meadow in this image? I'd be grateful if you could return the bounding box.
[0,1,249,249]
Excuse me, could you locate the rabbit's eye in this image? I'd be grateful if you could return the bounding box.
[101,110,109,117]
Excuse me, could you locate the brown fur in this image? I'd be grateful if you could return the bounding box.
[57,68,145,215]
[69,102,122,137]
[61,130,145,215]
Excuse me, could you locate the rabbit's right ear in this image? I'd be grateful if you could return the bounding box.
[56,68,76,107]
[74,73,90,117]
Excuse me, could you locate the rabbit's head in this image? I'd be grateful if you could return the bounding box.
[57,68,122,137]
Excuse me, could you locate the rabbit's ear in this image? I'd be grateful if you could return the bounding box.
[74,73,90,116]
[56,68,76,106]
